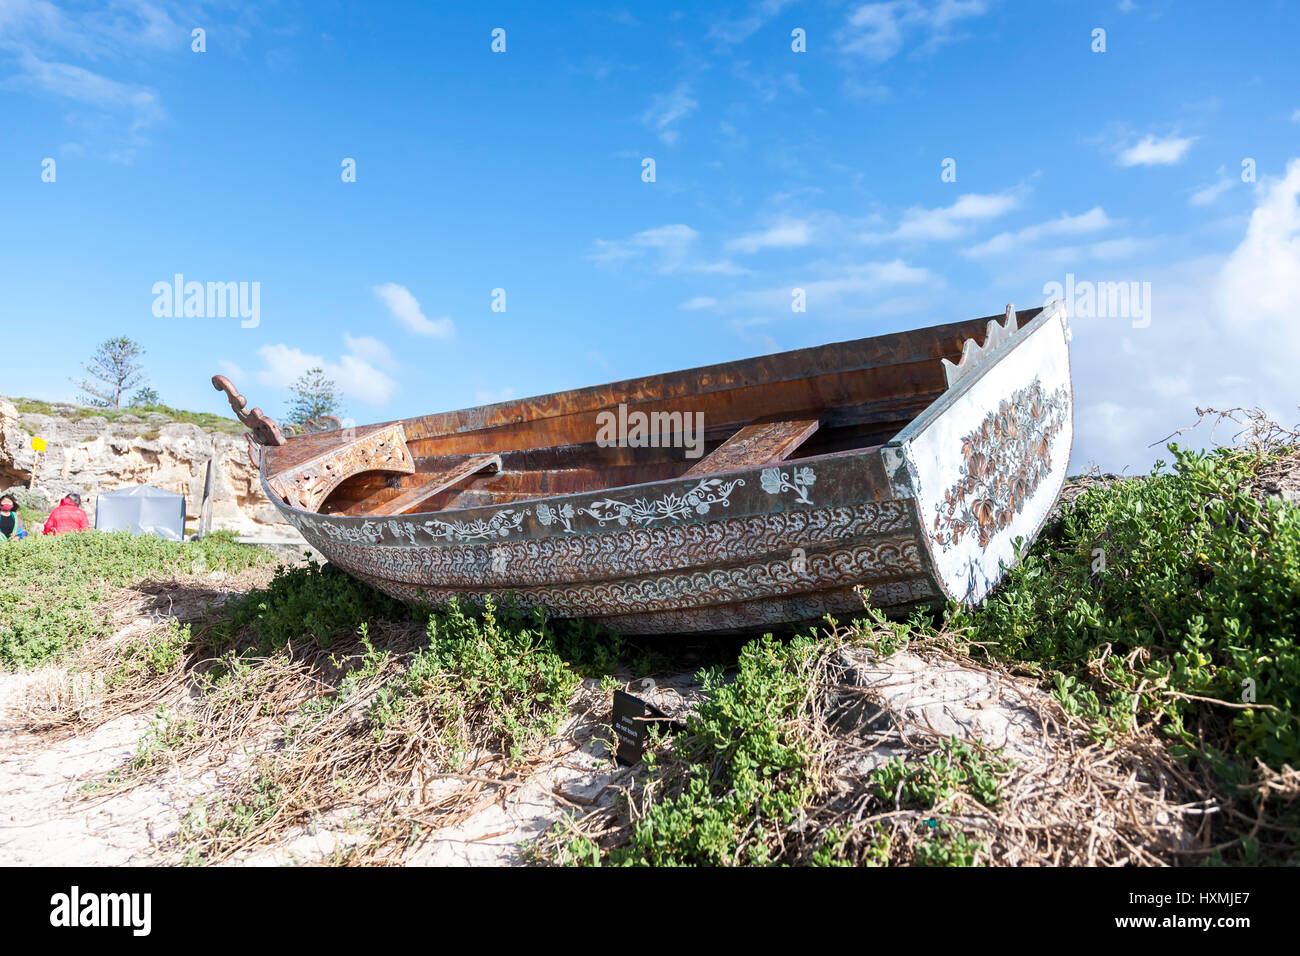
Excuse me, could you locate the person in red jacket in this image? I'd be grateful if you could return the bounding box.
[43,492,90,535]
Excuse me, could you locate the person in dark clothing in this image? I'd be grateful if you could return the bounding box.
[0,494,25,540]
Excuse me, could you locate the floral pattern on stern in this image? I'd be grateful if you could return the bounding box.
[932,378,1069,549]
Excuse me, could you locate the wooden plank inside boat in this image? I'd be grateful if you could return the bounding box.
[355,454,502,516]
[683,413,822,477]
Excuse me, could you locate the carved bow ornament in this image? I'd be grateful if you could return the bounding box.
[212,375,287,448]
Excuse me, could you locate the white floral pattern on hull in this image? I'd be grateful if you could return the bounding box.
[350,540,924,618]
[286,464,821,546]
[286,463,821,546]
[760,466,815,505]
[423,509,526,541]
[576,477,745,527]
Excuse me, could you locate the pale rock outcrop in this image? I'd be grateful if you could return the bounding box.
[0,399,28,488]
[0,397,293,538]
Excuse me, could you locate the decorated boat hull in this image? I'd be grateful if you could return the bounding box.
[217,301,1073,634]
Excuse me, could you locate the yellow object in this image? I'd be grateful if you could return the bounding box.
[31,437,46,452]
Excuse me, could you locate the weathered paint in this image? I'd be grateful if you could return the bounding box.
[884,302,1074,603]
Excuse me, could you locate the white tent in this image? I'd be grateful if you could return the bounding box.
[94,485,188,541]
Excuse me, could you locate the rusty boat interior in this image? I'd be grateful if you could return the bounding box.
[221,306,1043,519]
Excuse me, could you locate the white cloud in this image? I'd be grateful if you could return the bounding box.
[680,296,718,310]
[629,223,696,250]
[795,259,933,302]
[372,283,454,339]
[332,356,398,405]
[964,206,1114,257]
[1215,159,1300,354]
[217,359,246,382]
[6,48,164,158]
[256,345,325,388]
[725,220,812,253]
[731,60,804,102]
[1076,400,1150,463]
[589,224,748,276]
[256,336,398,406]
[1291,108,1300,123]
[0,0,184,59]
[868,188,1024,242]
[1117,134,1197,167]
[342,333,397,371]
[1190,169,1235,206]
[12,50,154,112]
[716,120,747,150]
[641,83,698,146]
[589,223,697,265]
[255,346,319,388]
[843,77,891,101]
[838,0,989,62]
[1032,236,1152,266]
[839,3,906,61]
[708,0,796,45]
[718,258,935,316]
[727,316,780,354]
[1079,237,1149,260]
[1067,159,1300,473]
[0,3,188,159]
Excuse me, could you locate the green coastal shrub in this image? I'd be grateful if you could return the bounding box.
[214,560,412,652]
[0,530,267,669]
[961,444,1300,774]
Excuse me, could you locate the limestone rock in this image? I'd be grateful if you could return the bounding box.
[0,400,30,488]
[0,397,293,538]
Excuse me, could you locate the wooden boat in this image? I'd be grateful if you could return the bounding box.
[213,300,1073,634]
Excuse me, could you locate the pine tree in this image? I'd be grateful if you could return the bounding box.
[287,367,342,425]
[129,387,161,408]
[73,337,147,408]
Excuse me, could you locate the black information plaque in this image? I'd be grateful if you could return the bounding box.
[612,689,673,766]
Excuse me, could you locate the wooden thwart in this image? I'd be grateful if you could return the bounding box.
[683,413,822,477]
[357,454,502,516]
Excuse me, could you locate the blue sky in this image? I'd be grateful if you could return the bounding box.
[1,0,1297,473]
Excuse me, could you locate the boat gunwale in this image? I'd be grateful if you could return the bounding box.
[297,310,1030,444]
[261,440,892,531]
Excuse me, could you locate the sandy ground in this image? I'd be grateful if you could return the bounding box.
[0,629,1081,866]
[0,673,189,865]
[0,627,687,866]
[838,647,1056,770]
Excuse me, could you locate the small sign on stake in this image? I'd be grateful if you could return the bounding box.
[612,689,675,766]
[29,437,46,490]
